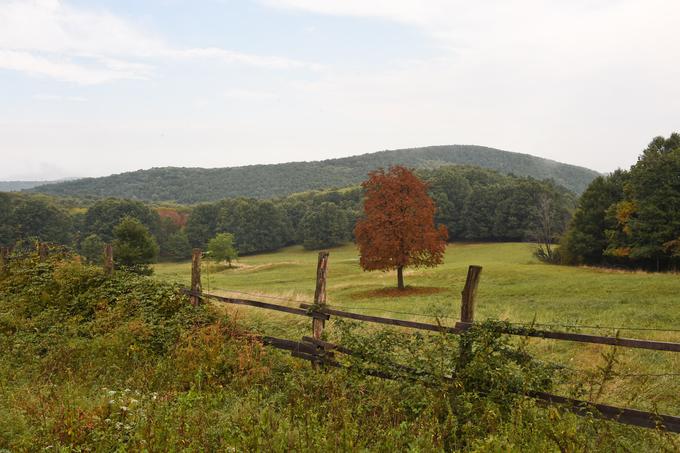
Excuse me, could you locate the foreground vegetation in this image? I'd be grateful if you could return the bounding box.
[1,247,678,450]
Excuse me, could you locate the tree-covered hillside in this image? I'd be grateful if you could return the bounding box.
[31,145,599,203]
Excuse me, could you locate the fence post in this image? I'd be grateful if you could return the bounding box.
[312,251,330,340]
[103,244,114,275]
[460,265,482,325]
[190,248,202,306]
[38,242,48,262]
[0,247,8,274]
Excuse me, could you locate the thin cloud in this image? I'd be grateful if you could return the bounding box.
[223,89,279,101]
[0,0,321,84]
[0,50,146,84]
[32,93,87,102]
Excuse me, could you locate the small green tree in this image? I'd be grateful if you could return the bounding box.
[80,234,105,264]
[207,233,238,267]
[113,216,159,274]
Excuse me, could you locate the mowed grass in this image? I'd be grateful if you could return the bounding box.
[154,242,680,413]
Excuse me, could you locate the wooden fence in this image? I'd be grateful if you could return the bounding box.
[5,245,678,433]
[182,249,680,434]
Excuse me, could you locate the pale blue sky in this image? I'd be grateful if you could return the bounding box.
[1,0,679,180]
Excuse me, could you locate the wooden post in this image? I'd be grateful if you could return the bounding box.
[103,244,114,275]
[0,247,8,274]
[458,265,482,367]
[38,242,48,262]
[190,248,202,306]
[312,251,330,340]
[460,265,482,324]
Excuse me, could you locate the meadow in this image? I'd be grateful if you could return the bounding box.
[154,242,680,414]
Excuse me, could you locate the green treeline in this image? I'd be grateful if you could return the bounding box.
[560,133,680,271]
[185,166,574,252]
[0,165,574,259]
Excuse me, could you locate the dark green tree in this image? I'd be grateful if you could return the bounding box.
[84,198,161,242]
[112,216,159,274]
[11,197,73,245]
[462,186,500,240]
[185,203,221,248]
[605,134,680,270]
[80,234,105,264]
[299,202,350,250]
[560,171,627,264]
[162,231,192,261]
[561,133,680,270]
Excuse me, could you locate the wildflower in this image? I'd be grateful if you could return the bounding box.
[108,390,116,396]
[120,406,129,412]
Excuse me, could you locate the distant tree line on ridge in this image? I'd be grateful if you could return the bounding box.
[0,165,576,263]
[29,145,599,202]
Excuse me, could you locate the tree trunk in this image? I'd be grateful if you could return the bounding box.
[397,266,404,290]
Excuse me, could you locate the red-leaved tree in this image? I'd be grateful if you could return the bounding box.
[354,166,448,289]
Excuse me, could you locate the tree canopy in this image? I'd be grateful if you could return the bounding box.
[355,166,448,289]
[112,216,159,274]
[207,233,238,266]
[561,133,680,270]
[299,202,350,250]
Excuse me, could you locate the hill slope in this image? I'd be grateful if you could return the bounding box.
[32,145,600,203]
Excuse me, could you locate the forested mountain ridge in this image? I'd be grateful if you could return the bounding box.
[30,145,600,203]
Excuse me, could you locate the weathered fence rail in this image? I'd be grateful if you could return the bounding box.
[262,334,680,433]
[182,289,329,319]
[191,290,680,353]
[182,249,680,435]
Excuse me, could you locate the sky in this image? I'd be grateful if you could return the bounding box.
[1,0,679,180]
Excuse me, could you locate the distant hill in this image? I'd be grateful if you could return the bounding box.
[0,180,73,192]
[32,145,600,203]
[0,181,40,192]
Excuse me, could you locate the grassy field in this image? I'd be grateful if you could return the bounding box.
[154,242,680,414]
